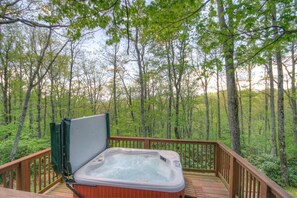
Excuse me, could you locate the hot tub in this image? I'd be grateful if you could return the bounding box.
[74,147,185,197]
[50,114,185,198]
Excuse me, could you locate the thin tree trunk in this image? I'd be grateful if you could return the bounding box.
[264,67,269,153]
[37,78,42,138]
[29,99,34,137]
[68,42,75,118]
[113,44,119,136]
[267,55,277,156]
[248,65,252,144]
[120,73,135,122]
[174,88,181,139]
[10,86,34,161]
[43,90,47,137]
[166,42,173,139]
[2,49,10,125]
[203,77,210,140]
[216,68,221,139]
[236,72,244,143]
[134,27,146,137]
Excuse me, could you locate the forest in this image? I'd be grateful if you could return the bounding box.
[0,0,297,194]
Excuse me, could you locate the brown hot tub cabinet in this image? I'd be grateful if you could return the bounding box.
[50,114,185,198]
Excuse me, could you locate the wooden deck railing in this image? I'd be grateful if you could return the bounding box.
[0,137,292,198]
[0,148,61,193]
[110,137,292,198]
[216,143,292,198]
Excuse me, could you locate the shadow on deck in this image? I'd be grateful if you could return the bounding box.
[44,172,229,198]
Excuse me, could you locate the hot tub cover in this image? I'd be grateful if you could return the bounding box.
[50,114,110,176]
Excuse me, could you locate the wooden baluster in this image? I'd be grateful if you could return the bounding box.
[252,177,256,198]
[3,172,6,188]
[34,159,37,193]
[43,156,46,188]
[191,144,194,169]
[245,170,249,198]
[39,158,42,191]
[10,170,13,188]
[257,181,260,198]
[196,143,199,169]
[238,166,242,198]
[188,143,191,168]
[48,154,51,185]
[206,144,209,170]
[249,175,253,198]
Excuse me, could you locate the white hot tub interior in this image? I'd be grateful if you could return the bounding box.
[86,151,174,183]
[74,148,185,192]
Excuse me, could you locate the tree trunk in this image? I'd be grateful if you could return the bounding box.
[113,44,119,136]
[29,98,34,136]
[37,79,42,138]
[166,42,173,139]
[174,87,181,139]
[203,77,210,140]
[248,65,252,144]
[290,42,297,147]
[10,86,33,161]
[50,65,56,123]
[68,42,75,118]
[264,67,269,153]
[1,48,10,125]
[216,68,221,139]
[134,27,146,137]
[236,71,244,143]
[272,2,288,184]
[216,0,241,154]
[43,90,47,137]
[119,72,135,123]
[267,56,278,156]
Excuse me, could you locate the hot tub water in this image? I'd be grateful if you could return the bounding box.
[86,153,173,183]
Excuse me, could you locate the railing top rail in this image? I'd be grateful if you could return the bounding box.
[0,148,51,171]
[217,142,293,198]
[110,136,218,144]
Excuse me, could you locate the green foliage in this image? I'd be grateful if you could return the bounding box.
[0,124,50,164]
[288,158,297,187]
[247,154,297,187]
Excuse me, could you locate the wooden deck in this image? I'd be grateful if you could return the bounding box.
[44,172,228,198]
[1,137,292,197]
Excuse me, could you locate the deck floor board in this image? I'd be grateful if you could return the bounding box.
[44,172,229,198]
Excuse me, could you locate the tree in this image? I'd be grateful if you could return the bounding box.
[271,0,288,185]
[216,0,241,154]
[9,27,68,161]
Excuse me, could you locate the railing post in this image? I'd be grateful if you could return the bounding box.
[16,160,31,191]
[215,143,220,177]
[144,139,150,149]
[229,156,239,198]
[260,181,268,198]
